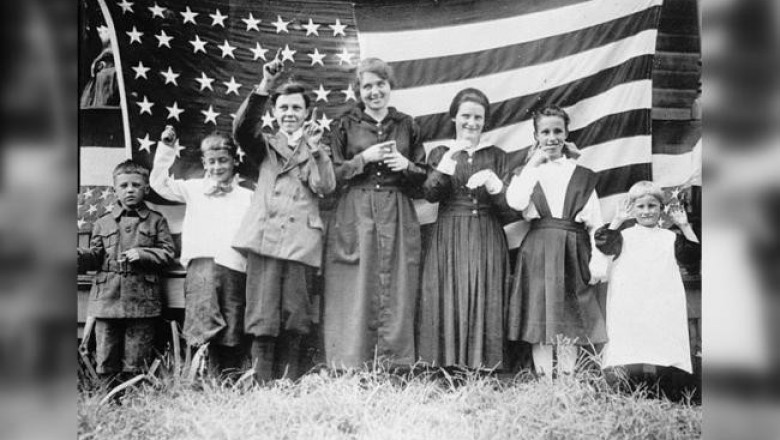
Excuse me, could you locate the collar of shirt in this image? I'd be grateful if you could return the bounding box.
[203,173,239,196]
[280,128,303,147]
[111,201,150,220]
[542,156,572,166]
[444,139,493,156]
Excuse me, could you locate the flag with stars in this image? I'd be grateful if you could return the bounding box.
[105,0,359,186]
[77,186,118,233]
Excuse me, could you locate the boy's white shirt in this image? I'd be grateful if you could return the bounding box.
[150,142,252,272]
[506,157,608,283]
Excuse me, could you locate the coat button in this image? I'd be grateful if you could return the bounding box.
[274,190,281,196]
[472,209,477,215]
[289,216,295,223]
[376,171,381,176]
[375,184,380,189]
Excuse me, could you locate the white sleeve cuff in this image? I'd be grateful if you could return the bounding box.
[436,156,457,176]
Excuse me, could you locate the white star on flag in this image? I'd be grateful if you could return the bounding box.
[237,147,246,163]
[137,133,155,152]
[172,140,186,157]
[137,96,154,115]
[132,61,150,79]
[329,18,347,37]
[218,40,236,58]
[155,30,173,48]
[341,84,356,101]
[87,204,98,215]
[223,77,242,95]
[336,48,353,65]
[166,102,184,121]
[202,106,220,124]
[261,111,275,128]
[195,72,215,91]
[307,48,325,66]
[302,18,320,36]
[189,35,207,54]
[242,13,261,31]
[250,43,269,61]
[104,202,115,212]
[180,6,198,24]
[160,67,180,86]
[77,218,86,229]
[210,9,228,27]
[117,0,134,14]
[314,84,331,102]
[273,16,290,33]
[280,44,296,63]
[148,2,166,19]
[318,113,333,131]
[100,188,113,199]
[83,188,94,198]
[126,26,143,44]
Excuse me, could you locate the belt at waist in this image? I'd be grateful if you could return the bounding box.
[530,218,586,232]
[440,204,494,217]
[349,182,403,191]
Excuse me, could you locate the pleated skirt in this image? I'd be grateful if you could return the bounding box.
[418,212,510,369]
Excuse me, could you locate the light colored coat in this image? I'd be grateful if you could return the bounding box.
[232,92,336,268]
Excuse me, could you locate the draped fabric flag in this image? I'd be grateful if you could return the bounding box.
[103,0,360,187]
[356,0,663,236]
[81,0,666,247]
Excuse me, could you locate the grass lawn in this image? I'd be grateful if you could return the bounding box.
[78,358,701,440]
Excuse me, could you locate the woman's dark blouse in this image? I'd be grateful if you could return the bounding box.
[330,105,427,198]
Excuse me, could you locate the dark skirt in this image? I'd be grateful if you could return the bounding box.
[245,254,315,337]
[323,188,420,368]
[418,211,510,369]
[183,258,246,347]
[507,219,606,345]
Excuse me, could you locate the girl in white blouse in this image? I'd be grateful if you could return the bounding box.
[505,106,608,378]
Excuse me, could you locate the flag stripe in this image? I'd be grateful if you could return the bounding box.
[416,57,653,145]
[386,7,661,89]
[354,0,588,33]
[595,163,651,198]
[357,0,662,62]
[578,136,652,173]
[388,30,658,119]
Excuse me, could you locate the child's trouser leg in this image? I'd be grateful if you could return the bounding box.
[251,336,276,384]
[95,318,123,376]
[274,331,304,381]
[122,318,156,374]
[531,343,553,376]
[556,344,578,375]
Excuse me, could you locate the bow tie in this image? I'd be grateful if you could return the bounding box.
[203,179,235,196]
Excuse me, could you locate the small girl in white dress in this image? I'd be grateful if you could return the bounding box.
[595,181,699,374]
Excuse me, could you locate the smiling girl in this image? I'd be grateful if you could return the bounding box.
[505,106,609,378]
[595,181,699,375]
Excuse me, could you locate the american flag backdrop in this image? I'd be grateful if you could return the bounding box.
[79,0,693,249]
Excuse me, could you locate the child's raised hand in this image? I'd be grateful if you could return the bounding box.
[302,108,324,153]
[610,197,633,229]
[260,49,284,91]
[160,125,177,146]
[668,205,690,227]
[527,144,549,167]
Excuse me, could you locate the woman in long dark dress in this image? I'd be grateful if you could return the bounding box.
[323,58,427,369]
[417,88,512,370]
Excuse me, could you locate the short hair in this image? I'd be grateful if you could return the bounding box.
[448,88,491,123]
[532,106,570,133]
[270,82,311,108]
[112,160,149,183]
[627,181,665,205]
[355,57,395,89]
[200,132,237,156]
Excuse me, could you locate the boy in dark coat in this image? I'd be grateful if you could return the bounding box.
[78,160,175,383]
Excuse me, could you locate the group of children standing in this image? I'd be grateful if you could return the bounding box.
[79,57,698,387]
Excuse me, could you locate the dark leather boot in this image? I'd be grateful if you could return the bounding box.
[251,336,276,384]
